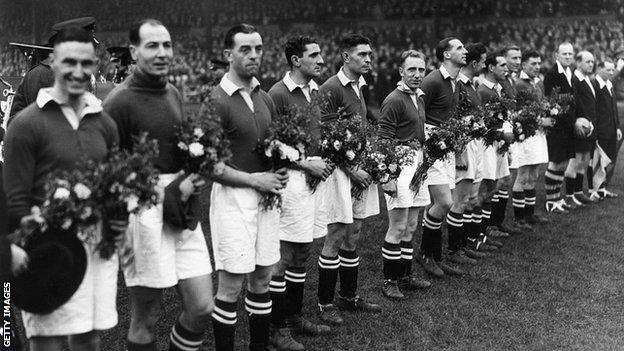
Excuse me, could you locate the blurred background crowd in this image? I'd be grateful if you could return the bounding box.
[1,0,624,105]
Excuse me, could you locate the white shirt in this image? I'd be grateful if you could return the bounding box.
[219,73,261,111]
[574,69,595,97]
[36,88,102,130]
[595,75,613,95]
[439,64,456,92]
[337,67,366,99]
[481,78,502,96]
[282,71,319,103]
[396,81,424,110]
[557,61,573,87]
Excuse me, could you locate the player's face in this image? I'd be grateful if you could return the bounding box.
[131,24,173,77]
[226,32,263,79]
[472,53,486,72]
[400,56,426,90]
[298,43,324,79]
[447,39,467,66]
[505,49,522,72]
[599,62,615,81]
[51,41,97,97]
[492,56,508,81]
[578,53,594,75]
[523,57,541,78]
[557,44,574,67]
[345,44,372,75]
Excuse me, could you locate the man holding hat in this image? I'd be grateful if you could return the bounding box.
[3,26,121,351]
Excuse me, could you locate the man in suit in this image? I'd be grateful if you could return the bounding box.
[543,42,576,213]
[592,60,622,198]
[564,51,597,206]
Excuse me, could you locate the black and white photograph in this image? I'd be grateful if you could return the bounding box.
[1,0,623,350]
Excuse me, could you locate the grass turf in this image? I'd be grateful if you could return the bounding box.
[15,160,624,351]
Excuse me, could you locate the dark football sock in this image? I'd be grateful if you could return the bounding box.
[127,340,156,351]
[169,318,204,351]
[421,210,443,260]
[524,189,536,217]
[317,255,339,305]
[382,241,402,281]
[284,267,306,317]
[211,299,237,351]
[400,240,414,277]
[446,211,464,252]
[246,291,272,351]
[269,275,287,328]
[338,249,359,299]
[512,191,525,220]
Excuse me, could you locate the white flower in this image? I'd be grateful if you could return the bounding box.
[333,140,342,150]
[518,134,525,141]
[178,142,188,150]
[388,163,398,173]
[188,142,205,157]
[346,150,356,160]
[278,143,300,162]
[53,187,71,200]
[193,128,204,138]
[550,108,559,116]
[321,139,329,148]
[125,172,137,182]
[380,174,390,183]
[73,183,91,199]
[345,130,353,141]
[378,163,387,171]
[125,194,140,213]
[80,206,93,220]
[61,218,73,230]
[438,141,447,150]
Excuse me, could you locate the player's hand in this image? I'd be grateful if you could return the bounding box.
[574,118,590,138]
[179,173,206,202]
[617,129,622,141]
[381,180,397,197]
[252,169,289,194]
[10,244,29,276]
[349,169,372,188]
[301,159,334,180]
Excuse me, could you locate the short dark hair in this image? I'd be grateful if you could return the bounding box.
[223,23,258,49]
[521,50,541,63]
[339,34,371,52]
[284,35,318,67]
[399,50,426,66]
[502,45,520,57]
[484,51,503,71]
[52,27,95,49]
[465,43,487,64]
[435,37,458,62]
[129,18,165,45]
[597,59,614,69]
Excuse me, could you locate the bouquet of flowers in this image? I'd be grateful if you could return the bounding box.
[409,123,457,191]
[11,168,100,247]
[353,138,418,198]
[88,133,161,258]
[511,90,542,143]
[456,90,488,141]
[482,94,515,148]
[257,104,316,210]
[541,87,574,130]
[176,98,232,178]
